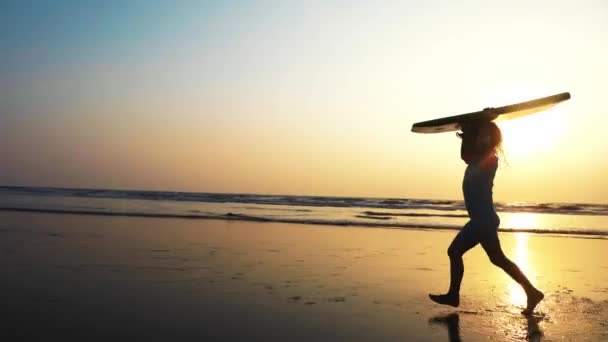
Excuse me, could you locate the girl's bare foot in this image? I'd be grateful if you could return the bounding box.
[522,289,544,315]
[429,293,460,307]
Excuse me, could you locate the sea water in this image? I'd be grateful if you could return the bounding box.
[1,186,607,238]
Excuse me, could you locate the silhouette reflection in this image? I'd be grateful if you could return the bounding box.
[429,313,461,342]
[429,312,543,342]
[526,314,543,342]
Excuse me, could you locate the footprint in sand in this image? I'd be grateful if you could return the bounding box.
[328,296,346,303]
[288,296,302,303]
[48,233,66,238]
[412,267,434,271]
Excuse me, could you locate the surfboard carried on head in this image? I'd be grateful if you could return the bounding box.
[411,92,571,134]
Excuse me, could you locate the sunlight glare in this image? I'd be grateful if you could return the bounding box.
[498,106,567,159]
[505,212,538,231]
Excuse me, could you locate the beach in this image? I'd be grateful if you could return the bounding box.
[1,211,607,341]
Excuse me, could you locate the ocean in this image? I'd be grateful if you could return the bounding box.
[1,186,607,238]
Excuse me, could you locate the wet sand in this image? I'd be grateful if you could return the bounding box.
[1,211,607,341]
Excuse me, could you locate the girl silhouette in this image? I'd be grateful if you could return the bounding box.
[429,120,544,314]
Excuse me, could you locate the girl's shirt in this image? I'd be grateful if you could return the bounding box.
[462,154,498,221]
[459,127,499,222]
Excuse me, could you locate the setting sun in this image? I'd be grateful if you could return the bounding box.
[498,106,568,158]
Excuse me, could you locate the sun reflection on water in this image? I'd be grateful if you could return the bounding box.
[507,213,536,307]
[505,212,537,231]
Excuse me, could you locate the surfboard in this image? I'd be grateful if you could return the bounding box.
[411,92,571,134]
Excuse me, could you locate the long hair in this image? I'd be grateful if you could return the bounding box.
[484,121,502,152]
[457,120,506,164]
[480,121,506,164]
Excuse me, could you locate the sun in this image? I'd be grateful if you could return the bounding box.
[497,105,568,158]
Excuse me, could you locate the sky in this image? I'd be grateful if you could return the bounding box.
[1,0,607,204]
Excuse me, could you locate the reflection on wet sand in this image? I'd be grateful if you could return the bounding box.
[510,233,534,307]
[429,312,543,342]
[505,213,537,308]
[429,313,461,342]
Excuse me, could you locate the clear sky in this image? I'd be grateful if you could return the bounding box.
[2,0,607,203]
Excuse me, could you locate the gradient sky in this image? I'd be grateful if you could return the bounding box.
[2,0,607,203]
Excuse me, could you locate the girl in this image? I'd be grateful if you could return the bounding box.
[429,120,544,314]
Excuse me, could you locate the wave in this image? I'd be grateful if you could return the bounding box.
[2,206,606,238]
[362,211,469,218]
[3,186,608,216]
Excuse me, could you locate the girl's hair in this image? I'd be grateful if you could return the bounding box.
[484,121,503,152]
[457,120,507,163]
[481,121,507,164]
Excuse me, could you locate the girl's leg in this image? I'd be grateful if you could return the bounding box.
[430,222,479,307]
[480,235,544,314]
[447,227,479,296]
